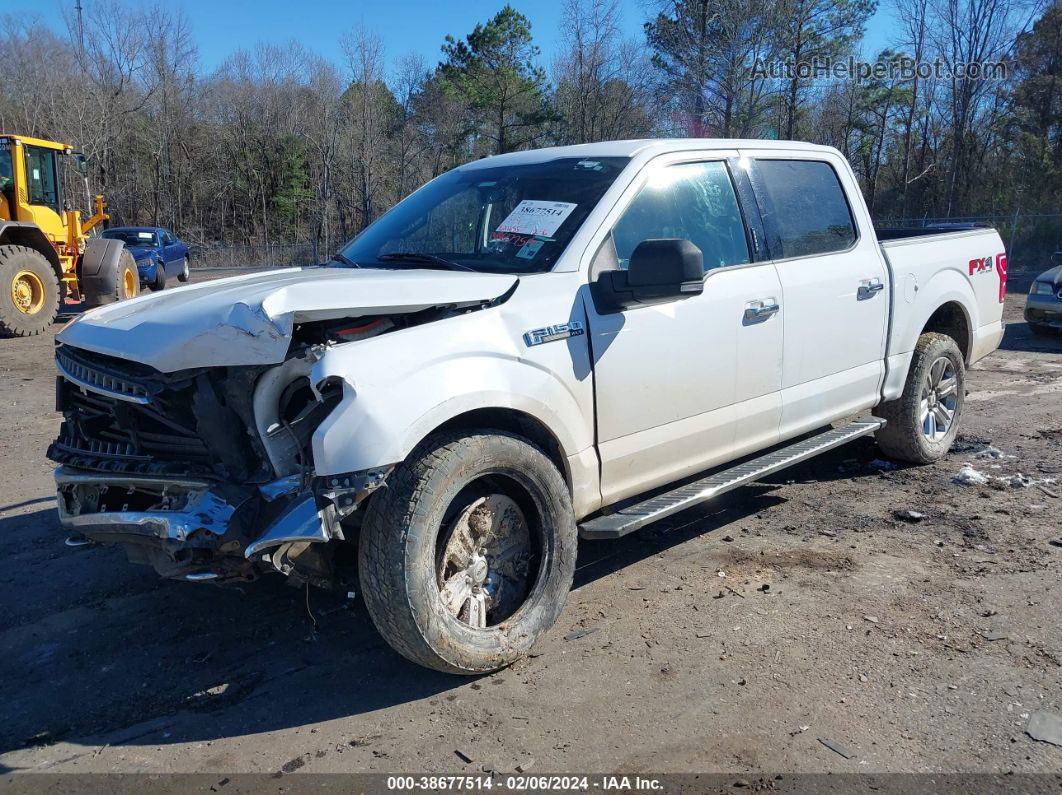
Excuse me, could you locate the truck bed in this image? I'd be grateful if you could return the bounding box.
[876,226,1007,383]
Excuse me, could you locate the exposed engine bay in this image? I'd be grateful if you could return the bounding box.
[48,306,469,588]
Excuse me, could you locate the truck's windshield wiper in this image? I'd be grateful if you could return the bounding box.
[376,252,477,272]
[332,252,360,268]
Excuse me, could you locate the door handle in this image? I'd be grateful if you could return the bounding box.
[743,300,780,323]
[858,280,885,300]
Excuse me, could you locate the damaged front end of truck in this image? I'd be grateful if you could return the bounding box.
[47,267,518,588]
[49,338,390,588]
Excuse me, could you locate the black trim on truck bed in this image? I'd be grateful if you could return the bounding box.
[875,226,990,241]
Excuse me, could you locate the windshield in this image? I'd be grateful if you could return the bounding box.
[338,156,630,274]
[102,229,158,247]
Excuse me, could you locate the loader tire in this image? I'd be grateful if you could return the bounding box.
[875,332,966,464]
[358,430,577,674]
[0,245,60,337]
[115,250,139,301]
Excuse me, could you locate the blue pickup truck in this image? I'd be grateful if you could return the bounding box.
[99,226,190,290]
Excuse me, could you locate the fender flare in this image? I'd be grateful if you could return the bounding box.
[0,221,63,280]
[80,237,128,306]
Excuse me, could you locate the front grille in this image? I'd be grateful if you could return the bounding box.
[49,346,265,480]
[56,346,153,402]
[56,386,213,464]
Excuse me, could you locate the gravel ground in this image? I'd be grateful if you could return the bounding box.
[0,269,1060,775]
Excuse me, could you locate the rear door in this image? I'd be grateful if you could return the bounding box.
[584,152,784,505]
[740,151,888,439]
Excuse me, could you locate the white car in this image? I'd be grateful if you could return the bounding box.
[50,139,1006,673]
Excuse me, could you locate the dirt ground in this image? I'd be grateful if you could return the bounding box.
[0,268,1060,776]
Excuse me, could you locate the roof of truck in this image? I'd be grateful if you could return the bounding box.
[458,138,836,170]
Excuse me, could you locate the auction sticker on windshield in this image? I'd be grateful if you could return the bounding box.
[496,200,577,238]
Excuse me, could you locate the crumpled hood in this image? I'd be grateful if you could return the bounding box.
[58,266,518,372]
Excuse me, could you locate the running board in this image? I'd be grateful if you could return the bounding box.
[579,419,885,540]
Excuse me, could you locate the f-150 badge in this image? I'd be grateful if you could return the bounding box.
[524,321,585,347]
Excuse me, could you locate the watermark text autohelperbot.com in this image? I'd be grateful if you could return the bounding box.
[750,56,1008,81]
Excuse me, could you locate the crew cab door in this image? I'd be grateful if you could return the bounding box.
[739,151,889,439]
[584,154,784,505]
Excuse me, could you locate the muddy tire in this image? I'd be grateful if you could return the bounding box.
[0,245,60,338]
[358,431,577,674]
[875,332,966,464]
[115,250,139,301]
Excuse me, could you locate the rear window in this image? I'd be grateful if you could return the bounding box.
[752,160,856,258]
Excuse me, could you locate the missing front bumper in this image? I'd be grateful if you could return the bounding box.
[54,466,337,583]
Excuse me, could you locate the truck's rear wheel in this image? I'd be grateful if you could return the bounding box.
[177,256,190,282]
[0,245,60,337]
[358,431,577,674]
[875,332,966,464]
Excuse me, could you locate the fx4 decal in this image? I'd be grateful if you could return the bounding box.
[524,321,585,347]
[968,252,1007,303]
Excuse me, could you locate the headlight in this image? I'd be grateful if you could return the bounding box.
[1031,281,1055,295]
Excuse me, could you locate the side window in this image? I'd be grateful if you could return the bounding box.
[612,161,749,273]
[752,159,856,258]
[162,231,175,244]
[25,145,59,210]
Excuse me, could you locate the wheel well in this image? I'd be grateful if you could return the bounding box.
[0,224,63,280]
[921,302,971,362]
[433,408,571,494]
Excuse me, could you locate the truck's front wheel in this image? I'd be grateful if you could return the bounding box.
[875,332,966,464]
[358,431,577,674]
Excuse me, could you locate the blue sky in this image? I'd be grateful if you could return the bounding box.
[12,0,896,79]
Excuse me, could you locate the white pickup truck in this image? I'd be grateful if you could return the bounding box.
[50,139,1006,673]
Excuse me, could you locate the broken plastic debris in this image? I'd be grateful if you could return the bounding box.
[1026,711,1062,747]
[818,738,857,759]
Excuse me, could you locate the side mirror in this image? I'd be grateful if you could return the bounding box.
[593,238,704,311]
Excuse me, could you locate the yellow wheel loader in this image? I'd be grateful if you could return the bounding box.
[0,133,139,337]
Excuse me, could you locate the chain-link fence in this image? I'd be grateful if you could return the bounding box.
[188,242,319,270]
[186,215,1062,283]
[876,213,1062,289]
